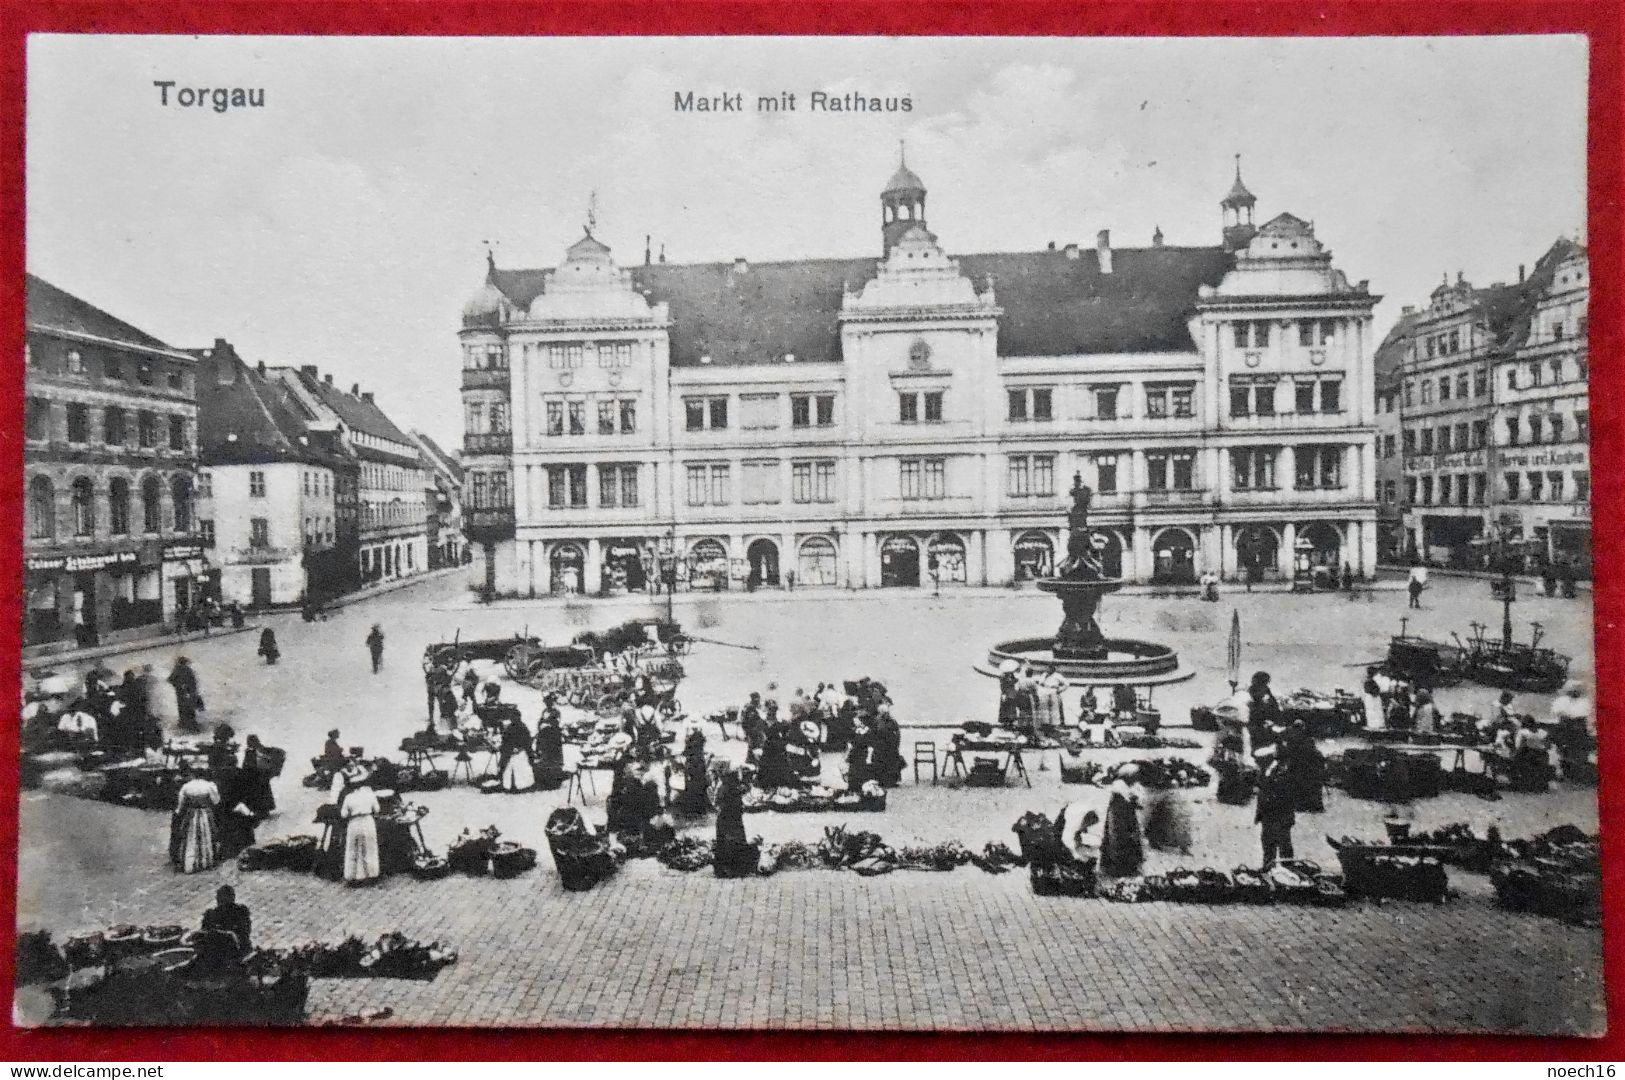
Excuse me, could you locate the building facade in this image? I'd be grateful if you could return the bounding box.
[193,342,344,608]
[459,161,1380,595]
[274,368,430,586]
[1381,238,1585,570]
[24,275,204,650]
[1492,245,1590,570]
[410,430,467,569]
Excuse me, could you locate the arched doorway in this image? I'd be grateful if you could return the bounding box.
[746,538,780,588]
[879,535,920,587]
[550,543,585,595]
[1151,527,1197,585]
[689,538,730,591]
[927,533,967,584]
[1300,522,1342,569]
[1235,524,1281,581]
[1095,529,1125,579]
[1013,531,1054,581]
[798,536,838,587]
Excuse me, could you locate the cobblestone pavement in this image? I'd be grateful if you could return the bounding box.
[16,572,1602,1033]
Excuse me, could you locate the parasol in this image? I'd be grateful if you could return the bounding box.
[1226,609,1242,693]
[998,659,1019,675]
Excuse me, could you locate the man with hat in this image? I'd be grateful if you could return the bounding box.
[533,692,568,788]
[739,692,765,750]
[1253,745,1297,864]
[169,656,202,732]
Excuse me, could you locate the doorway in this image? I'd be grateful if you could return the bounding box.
[251,567,273,608]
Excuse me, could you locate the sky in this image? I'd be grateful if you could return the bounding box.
[26,34,1587,448]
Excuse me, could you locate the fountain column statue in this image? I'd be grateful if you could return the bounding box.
[1041,473,1122,660]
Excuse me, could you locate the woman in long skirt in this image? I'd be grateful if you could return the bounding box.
[498,715,535,792]
[1143,785,1194,856]
[339,781,381,884]
[1361,668,1385,730]
[169,768,220,873]
[1098,770,1145,878]
[532,697,569,790]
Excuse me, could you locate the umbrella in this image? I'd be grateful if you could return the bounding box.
[38,674,71,697]
[1226,609,1242,693]
[998,659,1019,675]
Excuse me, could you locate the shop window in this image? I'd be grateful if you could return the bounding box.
[27,476,54,540]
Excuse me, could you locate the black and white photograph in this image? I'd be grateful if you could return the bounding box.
[15,33,1599,1033]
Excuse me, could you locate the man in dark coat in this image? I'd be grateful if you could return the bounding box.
[169,657,202,732]
[1255,751,1297,864]
[1246,671,1282,756]
[365,625,385,674]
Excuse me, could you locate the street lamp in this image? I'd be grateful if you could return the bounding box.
[659,527,677,623]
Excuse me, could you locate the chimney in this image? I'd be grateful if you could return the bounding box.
[300,364,317,378]
[1096,229,1112,274]
[645,235,652,266]
[351,383,360,396]
[361,392,374,404]
[1047,241,1056,251]
[1063,243,1080,260]
[1152,225,1164,248]
[1519,264,1526,283]
[256,361,265,375]
[1401,305,1415,315]
[659,243,666,264]
[733,257,748,274]
[324,373,333,386]
[214,337,229,352]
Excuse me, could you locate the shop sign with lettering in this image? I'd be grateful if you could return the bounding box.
[163,542,205,560]
[1497,448,1588,469]
[26,550,138,573]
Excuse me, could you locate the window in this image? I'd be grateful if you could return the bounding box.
[142,476,161,532]
[28,476,54,540]
[598,401,616,435]
[1405,477,1417,504]
[1504,472,1520,501]
[104,355,122,381]
[171,476,192,532]
[1232,321,1269,349]
[1295,381,1315,415]
[1548,415,1563,443]
[545,464,588,508]
[1007,387,1054,423]
[1439,475,1452,504]
[568,401,586,436]
[200,519,214,545]
[1456,373,1470,399]
[1402,430,1416,456]
[168,367,183,391]
[741,461,781,504]
[66,349,84,375]
[1454,423,1470,451]
[1546,471,1565,502]
[1171,452,1195,490]
[923,391,943,422]
[135,361,153,387]
[70,477,95,536]
[1577,411,1590,440]
[1420,477,1433,504]
[1146,383,1194,419]
[1230,448,1278,491]
[1527,472,1544,501]
[250,517,270,547]
[1504,417,1520,446]
[1419,429,1434,454]
[108,478,130,535]
[898,393,918,423]
[1474,369,1488,396]
[1319,379,1341,413]
[168,416,186,451]
[25,397,50,441]
[1473,474,1487,505]
[66,403,89,443]
[791,395,811,427]
[791,461,836,503]
[899,457,946,500]
[1146,452,1195,491]
[1228,378,1276,417]
[1092,386,1119,420]
[1439,376,1451,401]
[1420,381,1433,405]
[1530,361,1543,388]
[137,411,157,449]
[815,395,835,426]
[686,464,731,506]
[249,470,266,497]
[546,401,564,436]
[1437,427,1452,453]
[1146,453,1168,491]
[1293,446,1343,489]
[740,394,780,430]
[684,396,728,431]
[303,472,311,496]
[1575,472,1591,502]
[1472,420,1489,449]
[1094,453,1119,494]
[1527,416,1543,444]
[598,464,640,508]
[619,400,637,434]
[1006,454,1056,497]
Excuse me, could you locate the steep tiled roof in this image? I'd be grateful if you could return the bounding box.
[485,245,1232,365]
[27,273,181,356]
[296,373,417,452]
[192,344,344,468]
[412,431,463,483]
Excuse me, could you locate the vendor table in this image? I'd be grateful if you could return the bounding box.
[566,761,621,805]
[944,742,1031,787]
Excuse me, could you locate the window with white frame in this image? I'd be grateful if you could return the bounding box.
[1229,377,1277,417]
[1006,454,1056,497]
[685,463,731,506]
[899,457,946,500]
[685,396,729,431]
[1230,447,1278,491]
[1293,445,1344,489]
[1145,382,1194,420]
[249,470,266,498]
[1090,384,1120,420]
[1006,387,1054,423]
[791,460,836,503]
[1093,452,1121,494]
[597,464,640,508]
[1293,376,1342,414]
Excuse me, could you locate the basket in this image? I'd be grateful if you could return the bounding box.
[554,844,617,891]
[261,746,287,778]
[447,846,491,876]
[103,925,145,959]
[491,843,538,879]
[713,839,761,880]
[1334,846,1448,902]
[1030,859,1096,897]
[1189,706,1219,732]
[151,947,195,974]
[410,856,452,880]
[141,925,185,949]
[63,932,107,969]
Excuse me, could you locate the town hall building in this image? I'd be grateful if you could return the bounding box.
[458,158,1381,595]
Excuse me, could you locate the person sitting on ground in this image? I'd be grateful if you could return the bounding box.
[200,883,252,951]
[320,729,345,768]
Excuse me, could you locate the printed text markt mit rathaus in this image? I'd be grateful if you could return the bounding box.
[674,90,913,113]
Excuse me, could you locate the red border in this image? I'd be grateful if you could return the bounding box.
[0,0,1619,1061]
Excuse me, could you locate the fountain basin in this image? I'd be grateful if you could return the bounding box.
[980,636,1193,686]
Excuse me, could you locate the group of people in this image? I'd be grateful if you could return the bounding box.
[996,666,1070,735]
[169,724,281,874]
[735,677,905,791]
[23,658,207,752]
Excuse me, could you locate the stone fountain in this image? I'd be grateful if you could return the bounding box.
[984,474,1192,685]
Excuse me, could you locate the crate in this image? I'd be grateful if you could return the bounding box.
[1334,846,1448,902]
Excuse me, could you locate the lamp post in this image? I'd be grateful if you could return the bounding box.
[659,528,676,624]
